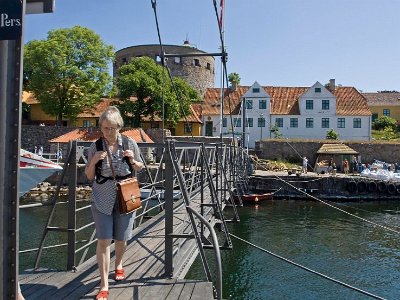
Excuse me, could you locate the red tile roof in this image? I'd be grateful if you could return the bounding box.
[23,93,202,123]
[49,128,153,143]
[202,85,371,116]
[363,92,400,106]
[335,87,371,116]
[78,98,117,118]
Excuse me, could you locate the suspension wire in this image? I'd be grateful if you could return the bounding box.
[229,234,386,300]
[284,139,314,170]
[269,170,400,235]
[151,0,195,140]
[150,2,393,297]
[211,0,237,143]
[253,113,400,234]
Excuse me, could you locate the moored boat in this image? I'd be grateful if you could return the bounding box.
[237,192,273,203]
[20,149,63,196]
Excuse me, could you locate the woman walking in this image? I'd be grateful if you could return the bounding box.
[85,106,144,300]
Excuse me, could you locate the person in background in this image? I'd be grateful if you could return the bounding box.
[85,106,144,300]
[343,159,349,175]
[302,156,308,174]
[57,149,63,162]
[352,156,358,174]
[328,158,333,174]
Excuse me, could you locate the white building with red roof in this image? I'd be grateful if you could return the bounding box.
[200,80,372,148]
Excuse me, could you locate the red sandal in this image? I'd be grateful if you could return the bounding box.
[115,268,125,281]
[96,290,108,300]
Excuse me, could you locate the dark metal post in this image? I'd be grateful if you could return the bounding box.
[164,140,174,277]
[67,141,77,270]
[0,1,25,298]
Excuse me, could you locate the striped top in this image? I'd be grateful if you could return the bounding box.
[88,134,143,215]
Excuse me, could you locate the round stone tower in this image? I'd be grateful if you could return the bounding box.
[114,41,215,96]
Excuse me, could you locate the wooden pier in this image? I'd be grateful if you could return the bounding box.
[20,195,216,299]
[17,141,245,300]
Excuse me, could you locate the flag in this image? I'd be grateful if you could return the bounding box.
[219,0,224,30]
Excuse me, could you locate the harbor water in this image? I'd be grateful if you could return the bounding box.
[186,200,400,300]
[19,198,400,299]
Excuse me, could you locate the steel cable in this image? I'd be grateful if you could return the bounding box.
[150,0,195,140]
[229,233,386,300]
[259,165,400,235]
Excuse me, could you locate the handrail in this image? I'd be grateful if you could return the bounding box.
[19,140,248,291]
[186,206,222,300]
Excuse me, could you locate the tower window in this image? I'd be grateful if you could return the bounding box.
[174,57,181,64]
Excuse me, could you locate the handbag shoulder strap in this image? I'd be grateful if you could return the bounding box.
[104,143,117,182]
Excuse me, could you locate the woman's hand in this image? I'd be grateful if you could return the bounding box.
[123,150,143,170]
[92,151,107,164]
[85,151,107,181]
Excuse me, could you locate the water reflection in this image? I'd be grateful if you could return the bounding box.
[19,199,95,272]
[186,201,400,299]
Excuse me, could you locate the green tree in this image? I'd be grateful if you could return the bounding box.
[114,57,199,127]
[381,126,397,140]
[326,129,339,140]
[271,125,282,139]
[372,116,397,131]
[23,26,114,125]
[228,72,241,85]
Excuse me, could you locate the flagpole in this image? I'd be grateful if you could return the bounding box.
[219,0,225,144]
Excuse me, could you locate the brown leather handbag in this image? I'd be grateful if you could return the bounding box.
[116,177,142,214]
[106,147,142,214]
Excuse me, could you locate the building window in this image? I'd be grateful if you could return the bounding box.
[151,122,160,129]
[315,87,321,93]
[322,100,330,110]
[290,118,298,128]
[383,109,390,116]
[206,62,211,70]
[258,117,265,127]
[275,118,283,128]
[222,117,227,127]
[193,59,200,67]
[306,118,314,128]
[184,123,192,134]
[259,99,267,109]
[353,118,361,128]
[174,57,181,64]
[306,100,313,110]
[245,99,253,109]
[83,120,90,128]
[372,113,378,122]
[122,57,128,64]
[233,118,241,127]
[246,118,253,127]
[338,118,345,128]
[252,87,260,93]
[322,118,329,128]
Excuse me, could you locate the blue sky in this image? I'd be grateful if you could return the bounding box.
[24,0,400,92]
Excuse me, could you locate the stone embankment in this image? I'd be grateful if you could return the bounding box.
[21,182,92,203]
[251,170,400,201]
[255,140,400,166]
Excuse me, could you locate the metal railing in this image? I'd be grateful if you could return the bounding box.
[19,139,252,299]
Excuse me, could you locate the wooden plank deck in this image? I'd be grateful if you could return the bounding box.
[20,189,218,299]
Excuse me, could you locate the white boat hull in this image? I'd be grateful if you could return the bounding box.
[19,149,63,196]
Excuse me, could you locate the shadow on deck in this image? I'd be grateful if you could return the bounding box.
[20,201,214,300]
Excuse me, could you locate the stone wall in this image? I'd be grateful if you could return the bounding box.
[255,139,400,165]
[21,125,72,153]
